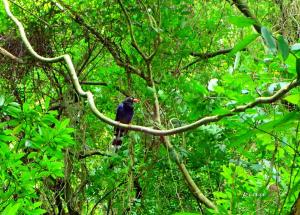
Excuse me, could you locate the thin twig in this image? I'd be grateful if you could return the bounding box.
[117,0,148,61]
[79,150,112,159]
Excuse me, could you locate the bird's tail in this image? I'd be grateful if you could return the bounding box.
[112,128,123,151]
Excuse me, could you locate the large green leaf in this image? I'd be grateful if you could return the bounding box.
[259,112,300,131]
[297,58,300,77]
[277,35,289,60]
[229,33,259,56]
[228,16,256,27]
[261,27,277,53]
[284,94,300,106]
[2,203,20,215]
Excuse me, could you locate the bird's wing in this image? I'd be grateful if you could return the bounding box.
[127,110,134,123]
[115,103,123,121]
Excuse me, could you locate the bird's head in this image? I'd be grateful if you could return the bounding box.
[123,97,140,106]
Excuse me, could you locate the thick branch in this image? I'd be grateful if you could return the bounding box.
[146,58,216,209]
[162,137,217,209]
[290,192,300,215]
[3,0,299,137]
[0,46,24,63]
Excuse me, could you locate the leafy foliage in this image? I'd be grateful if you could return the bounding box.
[0,95,74,214]
[0,0,300,214]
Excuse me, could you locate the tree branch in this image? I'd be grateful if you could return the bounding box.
[80,81,108,86]
[117,0,148,61]
[147,58,217,209]
[191,48,233,58]
[90,180,127,214]
[290,192,300,215]
[3,0,299,137]
[0,46,24,63]
[53,0,148,81]
[231,0,262,34]
[78,150,112,159]
[162,137,217,209]
[4,0,299,210]
[80,81,129,96]
[8,0,52,27]
[181,48,245,71]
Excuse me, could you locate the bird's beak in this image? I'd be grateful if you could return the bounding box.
[133,98,140,103]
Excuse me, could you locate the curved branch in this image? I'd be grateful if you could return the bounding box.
[147,54,217,209]
[3,0,299,137]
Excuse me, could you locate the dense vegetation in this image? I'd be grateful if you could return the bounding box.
[1,0,300,214]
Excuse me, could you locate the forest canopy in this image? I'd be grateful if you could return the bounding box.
[1,0,300,214]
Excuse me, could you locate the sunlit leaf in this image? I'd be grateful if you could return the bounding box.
[297,58,300,77]
[277,35,289,60]
[228,16,256,27]
[261,27,277,53]
[229,34,259,56]
[0,95,5,107]
[284,94,300,106]
[259,112,300,131]
[2,203,20,215]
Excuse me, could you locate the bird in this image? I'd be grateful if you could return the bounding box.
[112,97,139,150]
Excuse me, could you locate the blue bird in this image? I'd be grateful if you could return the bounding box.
[112,97,139,148]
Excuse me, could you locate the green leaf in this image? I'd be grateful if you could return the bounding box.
[297,58,300,77]
[0,95,5,107]
[229,131,255,146]
[59,118,70,129]
[0,134,15,142]
[229,34,259,56]
[6,106,21,117]
[277,35,289,60]
[2,203,20,215]
[228,16,255,27]
[284,94,300,106]
[261,27,277,53]
[31,202,43,208]
[31,208,47,215]
[260,112,300,131]
[8,102,20,107]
